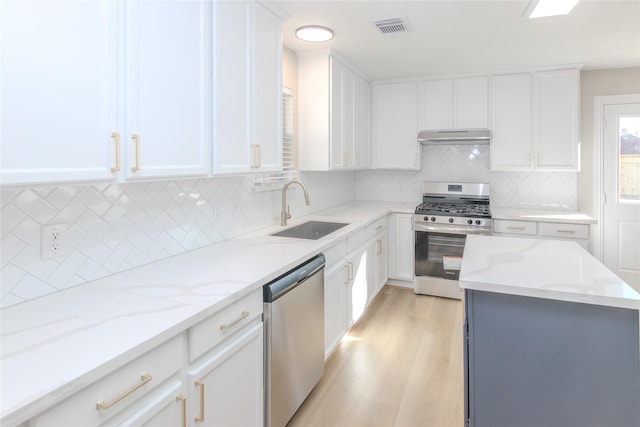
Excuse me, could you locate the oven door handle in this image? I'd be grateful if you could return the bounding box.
[414,223,491,235]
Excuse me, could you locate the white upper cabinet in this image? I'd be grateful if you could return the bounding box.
[1,0,118,185]
[298,50,370,171]
[419,76,488,130]
[1,0,212,185]
[213,1,284,175]
[533,68,580,170]
[491,68,580,171]
[126,0,212,180]
[372,81,420,170]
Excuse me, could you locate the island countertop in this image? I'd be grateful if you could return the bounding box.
[459,235,640,310]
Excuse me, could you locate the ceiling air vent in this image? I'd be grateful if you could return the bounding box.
[373,17,412,36]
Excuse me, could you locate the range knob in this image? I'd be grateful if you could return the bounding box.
[423,216,429,221]
[430,216,436,222]
[448,218,454,223]
[475,220,482,225]
[467,219,473,225]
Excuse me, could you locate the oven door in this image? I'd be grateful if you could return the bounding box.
[414,223,490,280]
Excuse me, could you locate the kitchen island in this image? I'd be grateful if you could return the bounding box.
[459,235,640,427]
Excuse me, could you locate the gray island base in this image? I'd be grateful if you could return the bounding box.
[459,235,640,427]
[464,289,640,427]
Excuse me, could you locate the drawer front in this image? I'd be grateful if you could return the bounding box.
[189,288,263,362]
[323,239,347,267]
[34,334,184,426]
[346,228,366,253]
[366,217,388,240]
[540,222,589,240]
[493,219,537,236]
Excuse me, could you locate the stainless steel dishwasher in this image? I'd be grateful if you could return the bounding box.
[264,254,325,427]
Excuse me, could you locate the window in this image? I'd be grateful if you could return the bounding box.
[618,115,640,203]
[253,87,297,190]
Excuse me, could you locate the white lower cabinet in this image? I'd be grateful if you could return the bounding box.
[32,334,186,426]
[29,290,264,427]
[324,261,348,360]
[323,217,389,359]
[188,322,264,427]
[388,213,414,282]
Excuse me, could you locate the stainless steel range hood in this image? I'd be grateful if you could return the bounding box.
[418,128,490,145]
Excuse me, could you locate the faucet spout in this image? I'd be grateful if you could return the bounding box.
[281,179,311,226]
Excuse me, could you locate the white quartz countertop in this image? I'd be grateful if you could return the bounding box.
[0,201,414,425]
[491,207,597,224]
[459,235,640,310]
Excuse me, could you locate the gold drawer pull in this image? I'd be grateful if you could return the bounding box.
[96,373,152,410]
[556,229,576,234]
[506,226,526,231]
[220,311,250,330]
[131,133,140,172]
[110,132,121,172]
[195,380,205,422]
[176,394,187,427]
[376,225,383,230]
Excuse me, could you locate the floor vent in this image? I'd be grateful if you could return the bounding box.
[373,17,412,36]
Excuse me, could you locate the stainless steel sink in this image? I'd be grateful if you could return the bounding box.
[270,221,349,240]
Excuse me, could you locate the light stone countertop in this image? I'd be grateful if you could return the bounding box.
[491,207,597,224]
[459,235,640,310]
[0,201,414,426]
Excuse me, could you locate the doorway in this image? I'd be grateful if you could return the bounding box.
[596,95,640,288]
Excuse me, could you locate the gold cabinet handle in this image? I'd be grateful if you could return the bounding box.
[131,133,140,172]
[507,226,526,231]
[176,394,187,427]
[220,310,250,330]
[556,229,576,234]
[96,373,152,410]
[257,144,262,168]
[347,261,354,282]
[344,264,350,285]
[110,132,121,172]
[195,380,205,422]
[377,239,382,256]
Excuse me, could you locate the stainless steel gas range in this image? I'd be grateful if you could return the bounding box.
[414,182,491,299]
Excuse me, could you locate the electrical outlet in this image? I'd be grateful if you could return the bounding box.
[41,224,67,260]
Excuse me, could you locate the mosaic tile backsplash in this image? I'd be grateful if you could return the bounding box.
[356,145,577,210]
[1,172,355,307]
[1,144,577,308]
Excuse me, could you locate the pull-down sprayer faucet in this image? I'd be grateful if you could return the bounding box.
[281,179,310,226]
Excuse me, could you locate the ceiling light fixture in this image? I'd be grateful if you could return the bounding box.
[526,0,580,18]
[295,25,334,42]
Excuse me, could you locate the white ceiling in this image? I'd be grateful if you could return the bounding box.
[273,0,640,80]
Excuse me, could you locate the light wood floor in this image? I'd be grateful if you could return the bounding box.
[288,285,464,427]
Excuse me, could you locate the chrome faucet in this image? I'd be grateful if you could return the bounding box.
[281,179,310,226]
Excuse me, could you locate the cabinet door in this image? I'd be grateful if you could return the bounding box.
[373,82,420,170]
[454,76,488,129]
[347,248,368,327]
[1,0,118,185]
[420,79,453,130]
[389,214,414,281]
[324,262,348,359]
[252,2,283,172]
[354,75,371,169]
[189,323,263,427]
[533,69,579,170]
[330,58,346,169]
[490,73,532,171]
[126,0,211,179]
[342,67,356,169]
[375,234,388,293]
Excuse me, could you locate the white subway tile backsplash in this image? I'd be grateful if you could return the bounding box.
[1,172,356,307]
